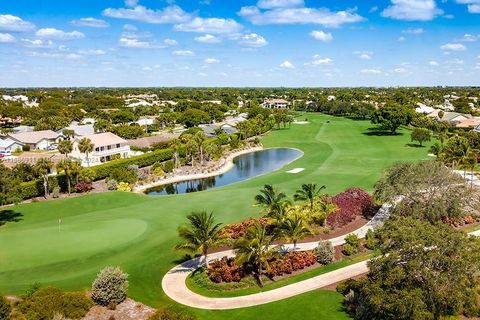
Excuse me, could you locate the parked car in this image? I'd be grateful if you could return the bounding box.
[0,153,5,158]
[47,144,58,151]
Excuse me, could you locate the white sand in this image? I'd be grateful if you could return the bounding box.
[286,168,305,173]
[293,121,309,124]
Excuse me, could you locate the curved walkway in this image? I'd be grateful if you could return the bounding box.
[162,203,392,310]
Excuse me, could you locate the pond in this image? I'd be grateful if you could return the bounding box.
[145,148,302,196]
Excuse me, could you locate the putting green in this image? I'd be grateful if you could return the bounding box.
[0,216,147,271]
[0,114,432,319]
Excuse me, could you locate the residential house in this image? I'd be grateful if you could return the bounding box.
[0,138,23,155]
[12,125,34,133]
[70,132,130,166]
[415,103,435,114]
[8,130,63,150]
[438,112,472,124]
[261,99,290,109]
[57,124,94,138]
[452,118,480,129]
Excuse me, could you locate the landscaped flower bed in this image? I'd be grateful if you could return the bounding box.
[328,188,378,229]
[208,251,318,283]
[220,218,270,240]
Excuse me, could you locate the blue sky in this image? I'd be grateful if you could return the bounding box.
[0,0,479,87]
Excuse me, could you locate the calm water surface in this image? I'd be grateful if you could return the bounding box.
[146,148,302,196]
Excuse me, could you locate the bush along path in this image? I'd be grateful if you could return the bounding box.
[161,203,393,310]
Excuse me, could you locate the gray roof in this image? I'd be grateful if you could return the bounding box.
[0,138,23,148]
[59,124,94,137]
[8,130,62,144]
[441,112,473,122]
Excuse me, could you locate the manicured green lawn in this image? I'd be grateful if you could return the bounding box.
[0,114,431,319]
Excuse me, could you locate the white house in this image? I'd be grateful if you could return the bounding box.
[69,132,131,166]
[261,99,290,109]
[8,130,63,150]
[57,124,95,138]
[0,138,23,155]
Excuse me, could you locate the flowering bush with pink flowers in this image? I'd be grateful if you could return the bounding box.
[327,188,377,229]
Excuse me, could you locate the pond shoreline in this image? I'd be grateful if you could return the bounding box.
[133,146,264,193]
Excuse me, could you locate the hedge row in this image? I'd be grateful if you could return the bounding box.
[90,148,173,180]
[18,149,173,200]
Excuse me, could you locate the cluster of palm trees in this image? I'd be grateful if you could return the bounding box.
[168,131,222,168]
[34,137,95,198]
[175,183,337,286]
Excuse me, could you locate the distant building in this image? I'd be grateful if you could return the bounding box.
[438,112,472,124]
[12,125,34,133]
[0,138,23,154]
[415,103,435,114]
[57,124,95,138]
[69,132,130,166]
[261,99,290,109]
[8,130,63,150]
[452,118,480,129]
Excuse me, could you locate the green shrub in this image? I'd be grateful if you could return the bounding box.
[91,266,129,307]
[109,167,137,185]
[365,229,377,250]
[22,144,30,152]
[91,149,173,180]
[16,287,92,320]
[24,282,41,298]
[161,160,175,173]
[344,234,360,248]
[342,243,354,256]
[52,187,60,198]
[106,179,118,191]
[315,241,335,265]
[0,296,11,320]
[153,167,165,176]
[148,307,196,320]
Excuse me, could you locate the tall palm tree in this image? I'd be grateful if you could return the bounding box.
[169,138,182,169]
[254,184,288,217]
[277,215,313,250]
[58,139,73,158]
[175,211,223,267]
[78,138,94,167]
[234,223,277,286]
[35,157,53,198]
[294,183,326,211]
[193,131,206,165]
[57,158,81,195]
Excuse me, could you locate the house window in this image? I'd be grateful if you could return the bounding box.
[116,143,121,148]
[95,147,99,152]
[107,145,111,150]
[100,146,104,151]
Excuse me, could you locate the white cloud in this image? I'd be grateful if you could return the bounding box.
[21,38,53,48]
[280,60,295,69]
[440,43,467,51]
[0,14,36,32]
[77,49,107,55]
[429,60,439,66]
[103,5,192,24]
[173,50,194,56]
[459,33,478,42]
[310,30,333,42]
[394,67,407,73]
[238,6,364,27]
[398,36,406,41]
[381,0,443,21]
[204,58,220,64]
[354,51,373,59]
[402,28,424,34]
[468,4,480,13]
[198,72,208,77]
[0,33,16,43]
[65,53,82,60]
[123,24,137,32]
[119,37,152,48]
[164,38,178,46]
[174,17,243,34]
[361,68,382,74]
[71,17,109,28]
[195,34,221,43]
[447,58,464,64]
[239,33,268,47]
[125,0,138,7]
[455,0,480,13]
[306,54,333,66]
[257,0,304,9]
[36,28,85,40]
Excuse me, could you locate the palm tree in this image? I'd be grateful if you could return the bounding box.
[57,158,81,195]
[317,198,338,228]
[294,183,326,211]
[35,157,53,198]
[58,139,73,158]
[193,131,206,165]
[78,138,94,167]
[175,211,223,267]
[254,184,288,217]
[277,215,313,250]
[234,223,277,286]
[169,138,182,169]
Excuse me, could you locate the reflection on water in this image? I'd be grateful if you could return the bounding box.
[146,148,302,196]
